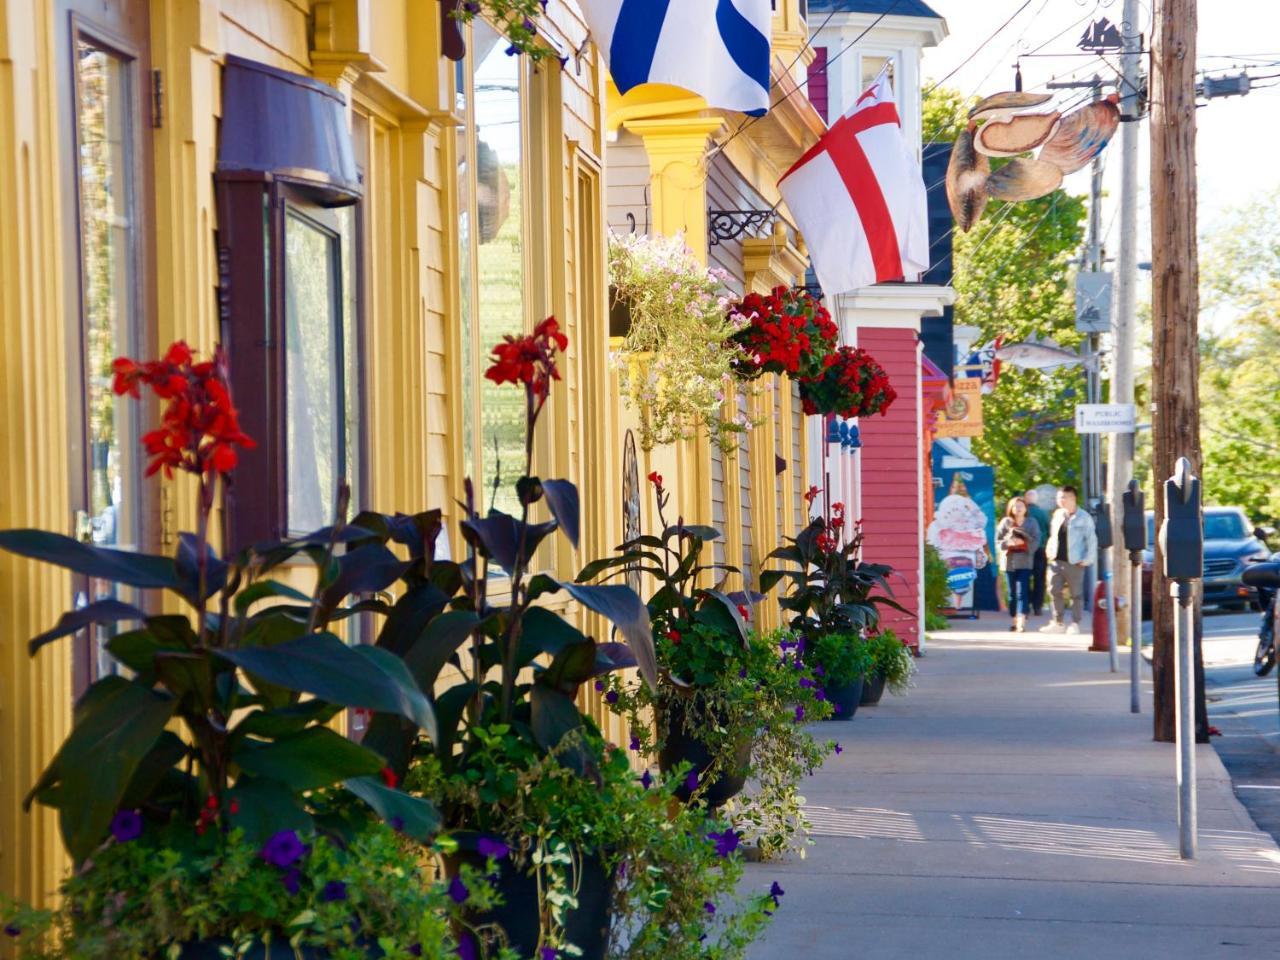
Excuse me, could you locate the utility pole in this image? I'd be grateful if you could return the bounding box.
[1107,0,1142,649]
[1149,0,1204,744]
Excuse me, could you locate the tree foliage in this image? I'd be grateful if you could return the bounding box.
[924,87,1089,503]
[1199,191,1280,525]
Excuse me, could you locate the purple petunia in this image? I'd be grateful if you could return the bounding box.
[769,881,785,907]
[707,829,739,858]
[815,689,826,702]
[110,809,143,843]
[409,945,423,959]
[594,680,605,692]
[261,830,306,868]
[448,875,470,905]
[685,769,699,793]
[321,880,348,902]
[477,836,510,860]
[704,901,717,915]
[4,924,20,937]
[794,705,806,723]
[540,948,557,960]
[641,769,653,790]
[834,742,843,755]
[281,867,302,895]
[814,665,825,678]
[739,667,748,679]
[629,733,641,752]
[798,677,815,689]
[455,936,475,960]
[605,690,619,705]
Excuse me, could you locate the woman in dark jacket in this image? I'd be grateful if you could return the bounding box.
[997,496,1041,632]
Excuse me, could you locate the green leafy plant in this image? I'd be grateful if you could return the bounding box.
[762,496,902,639]
[805,631,873,690]
[1,809,480,960]
[864,628,915,695]
[924,544,951,631]
[442,0,554,61]
[608,232,755,452]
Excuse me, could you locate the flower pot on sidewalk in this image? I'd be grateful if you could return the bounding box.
[658,697,753,809]
[860,671,887,706]
[824,675,865,720]
[445,836,614,960]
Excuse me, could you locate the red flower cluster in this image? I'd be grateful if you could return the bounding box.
[803,485,821,506]
[728,286,838,381]
[647,471,664,491]
[484,317,568,399]
[830,501,846,532]
[112,341,255,479]
[798,346,897,419]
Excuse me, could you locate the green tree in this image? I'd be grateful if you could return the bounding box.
[1199,191,1280,525]
[924,87,1089,504]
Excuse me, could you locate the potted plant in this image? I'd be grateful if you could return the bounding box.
[577,469,757,809]
[861,628,916,706]
[608,232,755,453]
[0,343,461,958]
[805,631,874,720]
[798,345,897,419]
[762,495,904,720]
[727,285,839,383]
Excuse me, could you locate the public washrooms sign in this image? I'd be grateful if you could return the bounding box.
[1075,403,1137,434]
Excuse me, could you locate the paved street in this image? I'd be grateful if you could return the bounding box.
[748,615,1280,959]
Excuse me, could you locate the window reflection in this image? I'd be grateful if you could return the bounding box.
[77,42,139,554]
[76,40,140,680]
[471,21,525,517]
[284,208,343,533]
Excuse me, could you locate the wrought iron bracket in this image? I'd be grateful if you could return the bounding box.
[708,208,777,247]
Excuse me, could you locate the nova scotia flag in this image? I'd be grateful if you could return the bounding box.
[580,0,773,115]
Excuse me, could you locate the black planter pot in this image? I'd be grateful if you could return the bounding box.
[657,697,753,809]
[860,672,887,706]
[824,675,865,720]
[444,836,613,960]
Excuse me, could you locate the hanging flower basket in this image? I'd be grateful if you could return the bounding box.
[608,232,756,452]
[798,346,897,419]
[727,286,839,382]
[439,0,555,62]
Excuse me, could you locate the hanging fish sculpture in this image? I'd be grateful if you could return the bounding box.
[968,91,1054,123]
[995,341,1093,371]
[986,157,1063,202]
[975,112,1061,157]
[946,123,991,233]
[1038,95,1121,175]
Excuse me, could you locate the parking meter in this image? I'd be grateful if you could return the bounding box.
[1161,456,1201,860]
[1122,481,1146,554]
[1160,458,1202,581]
[1094,501,1114,550]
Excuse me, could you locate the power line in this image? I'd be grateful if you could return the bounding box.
[924,0,1038,96]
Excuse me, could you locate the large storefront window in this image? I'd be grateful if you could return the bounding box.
[458,20,532,518]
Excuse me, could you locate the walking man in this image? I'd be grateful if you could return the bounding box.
[1024,488,1050,616]
[1040,485,1098,634]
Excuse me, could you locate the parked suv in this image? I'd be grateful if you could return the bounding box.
[1141,507,1272,617]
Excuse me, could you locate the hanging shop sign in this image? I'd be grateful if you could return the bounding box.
[934,377,984,439]
[1074,403,1137,434]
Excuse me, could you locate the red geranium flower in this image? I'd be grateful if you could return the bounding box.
[484,316,568,400]
[727,286,838,381]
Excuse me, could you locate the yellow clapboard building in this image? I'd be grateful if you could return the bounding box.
[0,0,821,911]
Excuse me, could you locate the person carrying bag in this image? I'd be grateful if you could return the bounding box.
[997,496,1041,633]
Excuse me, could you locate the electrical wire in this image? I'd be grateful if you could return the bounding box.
[924,0,1038,96]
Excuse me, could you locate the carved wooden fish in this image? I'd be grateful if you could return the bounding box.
[1038,96,1121,174]
[975,112,1061,157]
[986,158,1063,202]
[946,124,990,233]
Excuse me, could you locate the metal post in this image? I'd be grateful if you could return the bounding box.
[1109,0,1143,650]
[1161,458,1202,860]
[1131,559,1143,712]
[1173,578,1197,859]
[1104,556,1118,672]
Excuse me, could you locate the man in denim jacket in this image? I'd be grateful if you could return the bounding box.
[1040,485,1098,634]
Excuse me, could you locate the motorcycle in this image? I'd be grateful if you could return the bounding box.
[1245,557,1280,677]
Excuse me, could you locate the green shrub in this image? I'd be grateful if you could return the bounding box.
[924,544,952,631]
[806,631,874,689]
[865,628,915,695]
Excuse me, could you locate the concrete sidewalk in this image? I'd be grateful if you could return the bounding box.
[746,617,1280,959]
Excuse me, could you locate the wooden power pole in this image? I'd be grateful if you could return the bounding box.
[1149,0,1205,743]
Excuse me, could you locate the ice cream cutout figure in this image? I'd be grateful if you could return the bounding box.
[926,474,991,610]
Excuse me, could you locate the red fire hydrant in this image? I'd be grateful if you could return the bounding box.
[1089,579,1110,652]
